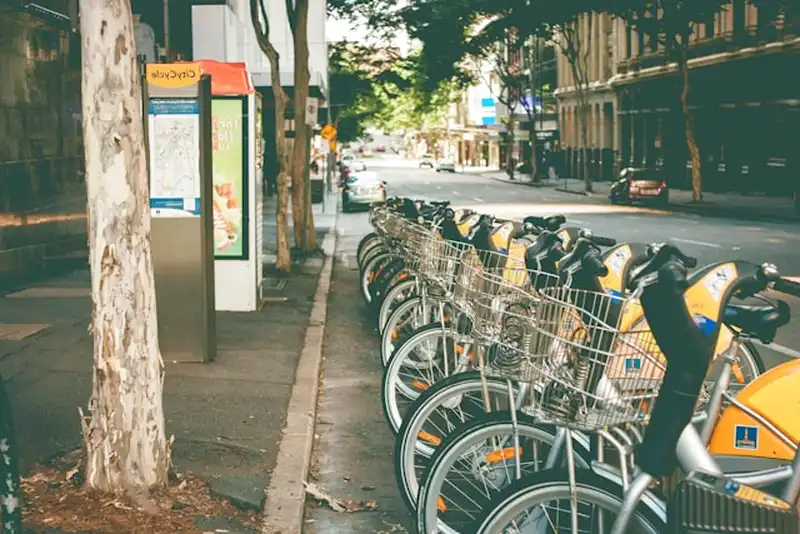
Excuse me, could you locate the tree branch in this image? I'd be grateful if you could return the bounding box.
[254,0,272,45]
[285,0,297,35]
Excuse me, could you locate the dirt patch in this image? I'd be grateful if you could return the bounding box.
[22,449,260,533]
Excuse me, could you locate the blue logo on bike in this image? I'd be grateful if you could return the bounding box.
[624,358,641,374]
[734,425,759,451]
[692,313,718,336]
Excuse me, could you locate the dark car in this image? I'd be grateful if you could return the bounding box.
[609,167,669,206]
[419,154,435,169]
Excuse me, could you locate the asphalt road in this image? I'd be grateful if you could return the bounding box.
[304,155,800,533]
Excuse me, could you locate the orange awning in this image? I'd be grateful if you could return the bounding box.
[185,60,255,96]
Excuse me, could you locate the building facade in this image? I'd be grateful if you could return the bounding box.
[555,3,798,196]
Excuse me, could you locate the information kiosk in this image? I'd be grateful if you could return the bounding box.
[195,61,265,312]
[144,62,216,362]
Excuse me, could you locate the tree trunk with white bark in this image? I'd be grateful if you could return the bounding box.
[78,0,170,496]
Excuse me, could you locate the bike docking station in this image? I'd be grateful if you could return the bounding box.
[143,61,217,362]
[193,60,265,312]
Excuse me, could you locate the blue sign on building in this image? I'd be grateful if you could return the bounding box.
[481,97,496,126]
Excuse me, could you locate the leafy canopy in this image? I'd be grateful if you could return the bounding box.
[329,42,454,140]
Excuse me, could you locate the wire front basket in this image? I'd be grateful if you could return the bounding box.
[453,248,559,342]
[416,235,473,293]
[518,286,669,432]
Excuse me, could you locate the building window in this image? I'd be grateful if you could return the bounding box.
[625,25,632,58]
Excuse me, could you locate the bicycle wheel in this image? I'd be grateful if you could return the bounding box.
[0,378,22,533]
[368,258,407,310]
[360,251,392,304]
[377,278,419,334]
[472,469,665,534]
[417,412,592,534]
[381,296,445,366]
[381,324,464,434]
[395,372,514,513]
[703,339,764,402]
[358,241,389,273]
[356,232,381,265]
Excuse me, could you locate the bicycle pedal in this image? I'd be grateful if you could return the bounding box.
[668,470,798,533]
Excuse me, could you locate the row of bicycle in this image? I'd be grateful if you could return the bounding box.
[355,196,800,533]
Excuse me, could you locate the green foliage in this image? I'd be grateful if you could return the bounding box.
[329,42,454,139]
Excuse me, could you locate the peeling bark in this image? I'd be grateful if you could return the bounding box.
[78,0,169,495]
[251,0,292,272]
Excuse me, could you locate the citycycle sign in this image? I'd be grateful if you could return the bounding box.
[146,64,202,88]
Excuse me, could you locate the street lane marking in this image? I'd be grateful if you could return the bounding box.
[437,185,442,190]
[753,340,800,360]
[670,237,721,249]
[473,197,484,203]
[452,191,461,195]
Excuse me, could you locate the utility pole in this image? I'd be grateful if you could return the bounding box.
[162,0,170,60]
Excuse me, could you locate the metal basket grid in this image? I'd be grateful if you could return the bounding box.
[416,235,474,293]
[368,204,390,229]
[395,220,435,271]
[453,249,559,342]
[516,286,668,432]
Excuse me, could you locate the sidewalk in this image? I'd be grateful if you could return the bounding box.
[0,191,339,532]
[480,171,799,223]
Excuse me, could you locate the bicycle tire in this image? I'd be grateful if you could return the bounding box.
[472,468,665,534]
[381,324,462,434]
[377,278,419,333]
[356,232,380,262]
[416,411,592,534]
[360,251,392,304]
[381,296,444,366]
[368,259,407,310]
[357,239,387,269]
[395,372,514,512]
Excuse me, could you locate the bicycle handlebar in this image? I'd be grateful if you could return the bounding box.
[774,277,800,298]
[523,215,566,232]
[627,243,697,291]
[577,228,617,248]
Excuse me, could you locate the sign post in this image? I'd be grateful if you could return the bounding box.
[145,63,216,363]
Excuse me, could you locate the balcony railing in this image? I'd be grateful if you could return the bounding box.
[617,22,796,74]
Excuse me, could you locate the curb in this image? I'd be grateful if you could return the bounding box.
[486,174,556,188]
[260,197,338,534]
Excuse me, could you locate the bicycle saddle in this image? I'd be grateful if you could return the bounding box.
[722,301,790,343]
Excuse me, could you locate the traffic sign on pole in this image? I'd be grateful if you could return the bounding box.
[321,124,337,140]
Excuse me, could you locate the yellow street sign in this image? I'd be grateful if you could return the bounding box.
[321,124,337,140]
[146,63,202,88]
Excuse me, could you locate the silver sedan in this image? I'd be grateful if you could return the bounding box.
[341,171,387,213]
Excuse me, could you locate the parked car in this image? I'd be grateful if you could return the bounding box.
[436,159,456,173]
[339,160,367,186]
[342,171,387,212]
[419,154,435,169]
[609,167,669,206]
[375,145,386,152]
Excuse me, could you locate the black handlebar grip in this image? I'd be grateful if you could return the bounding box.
[591,236,617,247]
[775,278,800,298]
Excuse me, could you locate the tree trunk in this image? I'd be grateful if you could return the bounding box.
[506,117,516,180]
[527,118,539,183]
[250,0,292,271]
[679,49,702,201]
[79,0,169,495]
[290,0,316,252]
